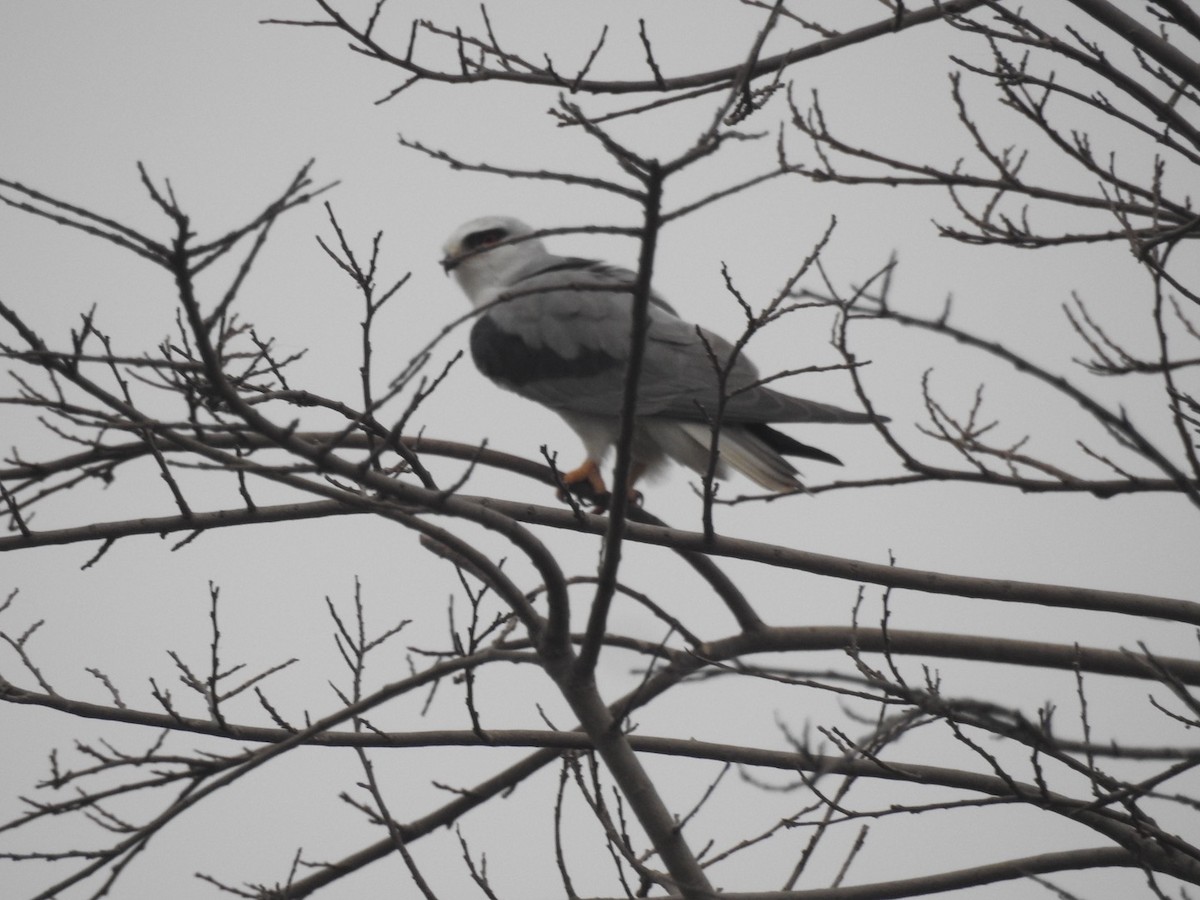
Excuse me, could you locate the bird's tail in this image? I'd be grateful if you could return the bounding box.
[647,422,808,493]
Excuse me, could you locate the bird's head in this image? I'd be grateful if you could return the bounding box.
[441,216,547,308]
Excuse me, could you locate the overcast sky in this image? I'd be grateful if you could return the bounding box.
[2,3,1198,899]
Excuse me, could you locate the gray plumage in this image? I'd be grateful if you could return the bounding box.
[442,216,879,497]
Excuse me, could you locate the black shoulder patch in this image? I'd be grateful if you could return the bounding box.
[470,315,621,387]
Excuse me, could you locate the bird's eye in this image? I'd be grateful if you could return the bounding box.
[463,228,508,251]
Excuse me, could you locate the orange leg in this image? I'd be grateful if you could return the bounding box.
[557,459,645,514]
[557,459,610,512]
[626,461,647,509]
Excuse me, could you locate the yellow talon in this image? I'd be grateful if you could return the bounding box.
[556,460,645,514]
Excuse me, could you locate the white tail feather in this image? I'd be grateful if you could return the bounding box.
[646,422,802,492]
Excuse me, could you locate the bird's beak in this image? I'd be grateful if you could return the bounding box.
[440,255,459,275]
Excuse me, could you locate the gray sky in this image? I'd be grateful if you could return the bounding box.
[2,2,1198,898]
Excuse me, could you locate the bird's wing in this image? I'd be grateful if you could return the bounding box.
[471,257,873,425]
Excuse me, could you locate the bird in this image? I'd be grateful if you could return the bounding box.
[441,216,881,511]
